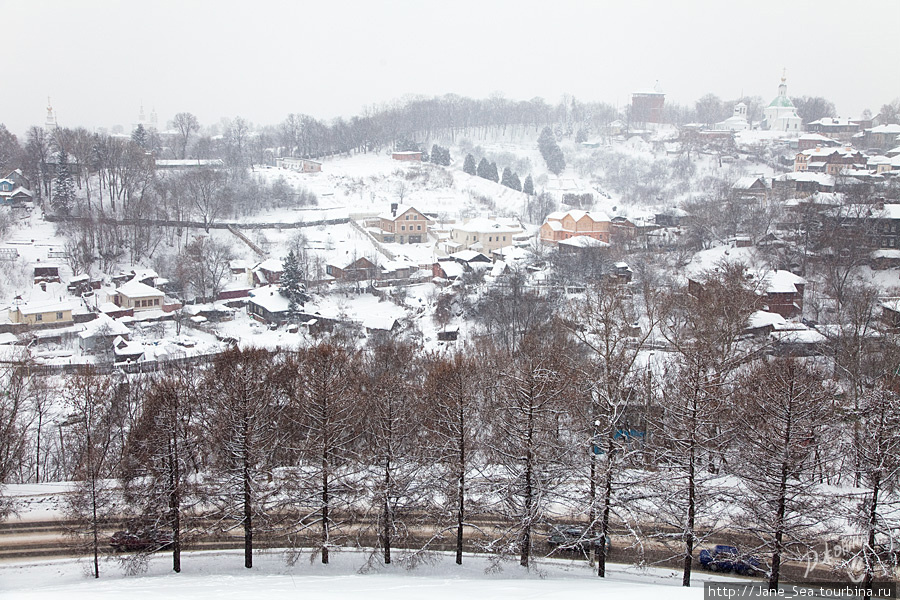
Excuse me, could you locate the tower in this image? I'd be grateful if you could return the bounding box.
[45,97,57,131]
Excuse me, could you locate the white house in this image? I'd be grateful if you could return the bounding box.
[447,217,524,254]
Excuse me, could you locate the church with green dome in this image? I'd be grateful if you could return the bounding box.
[763,73,802,133]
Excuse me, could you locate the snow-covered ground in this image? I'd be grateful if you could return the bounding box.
[0,549,739,600]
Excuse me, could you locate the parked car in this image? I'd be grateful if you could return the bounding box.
[698,545,760,575]
[109,529,174,553]
[547,526,611,554]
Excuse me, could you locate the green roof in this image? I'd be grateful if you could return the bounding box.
[768,95,795,108]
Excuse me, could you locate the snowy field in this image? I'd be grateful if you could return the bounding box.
[0,549,733,600]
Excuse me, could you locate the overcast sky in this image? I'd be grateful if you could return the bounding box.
[4,0,898,137]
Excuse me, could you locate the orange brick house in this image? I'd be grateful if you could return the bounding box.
[539,210,612,244]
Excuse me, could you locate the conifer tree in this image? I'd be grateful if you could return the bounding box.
[280,250,308,321]
[488,161,499,182]
[53,149,75,214]
[132,124,148,149]
[476,157,491,180]
[463,154,476,175]
[523,174,534,196]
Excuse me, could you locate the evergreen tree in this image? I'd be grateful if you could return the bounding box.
[280,250,308,321]
[537,127,566,175]
[510,172,522,192]
[132,124,148,149]
[500,167,519,190]
[430,144,451,166]
[488,161,499,182]
[546,146,566,175]
[53,149,75,214]
[463,153,477,175]
[476,157,491,179]
[523,174,534,196]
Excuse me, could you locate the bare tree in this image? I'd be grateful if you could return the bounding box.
[202,347,287,569]
[282,343,362,564]
[362,339,426,565]
[61,367,118,579]
[120,365,203,574]
[172,112,200,159]
[488,334,572,568]
[422,351,485,565]
[735,359,837,590]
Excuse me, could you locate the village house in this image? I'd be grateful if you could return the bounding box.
[275,157,323,172]
[8,299,75,325]
[0,177,34,205]
[252,258,284,286]
[731,176,770,204]
[326,256,379,282]
[447,217,524,254]
[248,285,290,324]
[370,204,431,244]
[793,146,867,175]
[113,278,165,311]
[797,133,839,151]
[539,210,612,244]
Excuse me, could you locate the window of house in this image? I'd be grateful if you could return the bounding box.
[503,236,507,241]
[406,215,410,220]
[489,236,492,242]
[36,313,42,321]
[401,225,405,231]
[154,299,159,305]
[56,312,63,319]
[417,225,421,230]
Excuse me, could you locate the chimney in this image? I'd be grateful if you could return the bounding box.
[391,202,398,217]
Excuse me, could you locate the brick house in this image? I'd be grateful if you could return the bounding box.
[539,210,611,244]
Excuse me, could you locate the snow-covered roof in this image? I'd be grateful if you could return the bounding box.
[130,268,159,281]
[870,124,900,134]
[776,172,835,185]
[770,328,827,345]
[449,250,490,262]
[558,236,610,248]
[437,261,465,279]
[451,217,522,234]
[255,258,283,272]
[116,278,163,298]
[546,209,611,223]
[377,204,427,221]
[760,270,805,294]
[11,299,75,315]
[799,146,864,158]
[732,176,767,190]
[748,310,787,329]
[248,285,290,313]
[363,315,398,331]
[545,220,564,231]
[155,159,224,167]
[78,313,130,339]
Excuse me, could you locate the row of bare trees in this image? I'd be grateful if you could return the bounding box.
[1,271,898,587]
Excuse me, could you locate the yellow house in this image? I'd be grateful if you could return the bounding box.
[9,300,74,325]
[114,278,165,311]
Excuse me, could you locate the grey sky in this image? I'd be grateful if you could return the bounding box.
[4,0,898,137]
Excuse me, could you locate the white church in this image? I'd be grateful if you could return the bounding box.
[716,102,750,131]
[762,74,802,133]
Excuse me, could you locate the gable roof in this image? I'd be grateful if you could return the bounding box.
[116,278,164,298]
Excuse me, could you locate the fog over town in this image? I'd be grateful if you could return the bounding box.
[1,1,899,598]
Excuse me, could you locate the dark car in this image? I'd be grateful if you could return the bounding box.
[547,526,611,554]
[109,529,174,553]
[698,544,760,575]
